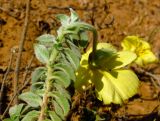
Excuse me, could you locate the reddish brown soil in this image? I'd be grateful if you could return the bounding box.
[0,0,160,121]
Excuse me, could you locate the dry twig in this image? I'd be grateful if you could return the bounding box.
[22,55,34,85]
[135,67,160,90]
[13,0,30,104]
[0,52,13,114]
[1,77,31,120]
[1,53,34,119]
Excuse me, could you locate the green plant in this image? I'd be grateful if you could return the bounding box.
[3,9,158,121]
[3,9,97,121]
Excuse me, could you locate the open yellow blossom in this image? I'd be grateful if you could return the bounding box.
[121,36,158,66]
[75,43,139,104]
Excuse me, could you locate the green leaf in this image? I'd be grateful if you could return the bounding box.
[79,31,88,47]
[43,119,52,121]
[64,48,80,70]
[67,31,88,48]
[36,34,56,44]
[21,110,39,121]
[9,104,24,117]
[34,44,49,63]
[19,92,42,107]
[52,100,64,120]
[51,71,71,88]
[68,34,80,42]
[66,39,81,58]
[33,89,45,97]
[105,51,137,69]
[54,93,70,116]
[54,63,75,81]
[3,118,13,121]
[93,70,139,104]
[49,92,70,116]
[31,67,46,83]
[70,8,79,22]
[49,45,59,62]
[94,48,116,68]
[49,111,62,121]
[54,83,71,101]
[7,104,24,121]
[56,14,69,26]
[31,82,44,91]
[21,105,32,115]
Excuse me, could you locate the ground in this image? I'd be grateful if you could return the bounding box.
[0,0,159,121]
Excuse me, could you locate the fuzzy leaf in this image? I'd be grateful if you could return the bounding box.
[66,40,81,58]
[31,82,44,91]
[52,100,64,120]
[49,111,62,121]
[93,70,139,104]
[70,8,79,22]
[36,34,56,44]
[33,89,45,97]
[51,71,71,88]
[56,14,69,26]
[79,31,88,47]
[34,44,49,63]
[9,104,24,117]
[21,105,32,115]
[19,92,42,107]
[54,93,70,116]
[3,118,13,121]
[68,34,80,43]
[21,110,39,121]
[43,119,51,121]
[64,48,80,70]
[49,92,70,116]
[31,67,46,83]
[54,83,71,101]
[54,63,75,81]
[94,48,117,68]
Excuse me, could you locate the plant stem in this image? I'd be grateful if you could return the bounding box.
[38,65,52,121]
[38,39,60,121]
[91,28,98,60]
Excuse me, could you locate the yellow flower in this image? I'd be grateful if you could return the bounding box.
[75,43,139,104]
[121,36,158,66]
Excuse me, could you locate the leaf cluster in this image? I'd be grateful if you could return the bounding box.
[4,9,95,121]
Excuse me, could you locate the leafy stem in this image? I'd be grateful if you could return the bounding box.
[58,22,98,62]
[38,64,53,121]
[4,9,99,121]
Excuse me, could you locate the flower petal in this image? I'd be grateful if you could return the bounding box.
[93,70,139,104]
[121,36,140,51]
[135,50,158,66]
[104,51,137,69]
[121,36,151,50]
[96,43,117,52]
